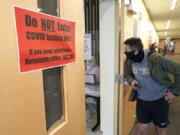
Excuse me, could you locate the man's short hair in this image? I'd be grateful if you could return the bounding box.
[124,37,144,51]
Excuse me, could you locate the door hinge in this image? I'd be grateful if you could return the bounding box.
[115,74,123,83]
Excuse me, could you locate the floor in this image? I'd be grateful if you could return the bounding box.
[86,98,102,135]
[166,96,180,135]
[129,96,180,135]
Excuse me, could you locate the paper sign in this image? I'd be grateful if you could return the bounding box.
[84,34,92,60]
[14,6,76,73]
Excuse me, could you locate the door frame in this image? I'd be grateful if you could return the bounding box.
[118,0,125,135]
[99,0,122,135]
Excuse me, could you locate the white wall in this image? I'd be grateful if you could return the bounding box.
[125,0,159,48]
[100,0,119,135]
[137,0,159,47]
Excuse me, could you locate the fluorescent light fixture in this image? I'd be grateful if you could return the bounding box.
[164,32,168,36]
[170,0,177,10]
[125,0,130,5]
[166,20,171,29]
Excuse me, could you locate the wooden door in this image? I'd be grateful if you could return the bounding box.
[0,0,86,135]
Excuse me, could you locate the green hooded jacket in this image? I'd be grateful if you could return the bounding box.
[125,51,180,100]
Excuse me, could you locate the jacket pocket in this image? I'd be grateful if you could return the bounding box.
[128,88,138,102]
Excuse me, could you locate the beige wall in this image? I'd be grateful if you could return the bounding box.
[159,39,164,49]
[175,39,180,53]
[0,0,85,135]
[123,0,159,135]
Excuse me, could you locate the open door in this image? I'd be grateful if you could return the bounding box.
[118,1,141,135]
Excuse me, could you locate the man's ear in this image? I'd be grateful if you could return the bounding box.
[134,50,139,55]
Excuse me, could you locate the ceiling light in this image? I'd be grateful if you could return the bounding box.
[125,0,130,5]
[166,20,171,29]
[164,32,168,36]
[170,0,177,10]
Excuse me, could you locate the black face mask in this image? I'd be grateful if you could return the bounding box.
[124,50,144,63]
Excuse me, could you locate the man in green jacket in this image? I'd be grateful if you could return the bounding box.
[124,37,180,135]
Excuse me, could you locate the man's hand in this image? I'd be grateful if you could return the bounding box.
[164,90,176,103]
[131,80,141,90]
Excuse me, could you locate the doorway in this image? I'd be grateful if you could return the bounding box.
[84,0,122,135]
[83,0,101,135]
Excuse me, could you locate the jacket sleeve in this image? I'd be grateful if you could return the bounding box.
[124,60,134,85]
[160,55,180,94]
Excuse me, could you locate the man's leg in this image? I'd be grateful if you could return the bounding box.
[136,99,151,135]
[137,123,150,135]
[154,126,166,135]
[150,98,169,135]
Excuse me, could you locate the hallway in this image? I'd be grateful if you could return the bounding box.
[167,96,180,135]
[130,54,180,135]
[166,54,180,134]
[130,96,180,135]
